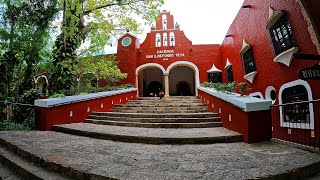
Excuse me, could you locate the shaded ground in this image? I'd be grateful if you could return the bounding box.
[0,162,22,180]
[0,131,320,179]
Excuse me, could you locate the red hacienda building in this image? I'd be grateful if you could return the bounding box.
[35,0,319,145]
[114,0,320,144]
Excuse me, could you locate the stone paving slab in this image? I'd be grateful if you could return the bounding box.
[0,145,71,180]
[84,119,222,128]
[53,123,239,138]
[0,162,22,180]
[0,131,320,179]
[53,123,242,144]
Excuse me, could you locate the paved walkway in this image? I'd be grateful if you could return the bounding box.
[0,162,22,180]
[54,123,241,138]
[1,131,320,179]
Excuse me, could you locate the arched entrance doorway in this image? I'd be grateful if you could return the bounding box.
[138,67,164,97]
[147,81,163,96]
[35,75,48,96]
[169,66,195,96]
[176,81,192,96]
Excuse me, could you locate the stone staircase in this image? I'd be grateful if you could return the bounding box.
[1,97,320,179]
[53,96,243,144]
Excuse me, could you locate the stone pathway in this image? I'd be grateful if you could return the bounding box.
[0,162,22,180]
[1,131,320,179]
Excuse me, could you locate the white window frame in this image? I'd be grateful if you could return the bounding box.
[156,33,161,47]
[162,14,167,30]
[279,80,314,130]
[169,32,175,46]
[163,33,168,47]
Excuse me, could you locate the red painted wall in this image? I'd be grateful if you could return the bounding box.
[116,10,222,86]
[302,0,320,39]
[220,0,320,145]
[35,91,137,131]
[221,0,319,100]
[117,34,140,85]
[199,90,272,143]
[271,104,319,147]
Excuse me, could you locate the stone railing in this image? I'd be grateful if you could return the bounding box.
[198,86,272,143]
[34,88,137,130]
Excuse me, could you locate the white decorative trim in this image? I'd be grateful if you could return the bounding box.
[243,71,257,83]
[265,86,276,104]
[225,58,232,69]
[278,80,314,130]
[273,47,299,67]
[241,39,251,53]
[34,88,137,108]
[136,63,166,75]
[249,92,264,99]
[207,64,221,73]
[117,32,138,41]
[266,7,285,30]
[35,75,48,85]
[198,87,272,112]
[166,61,200,96]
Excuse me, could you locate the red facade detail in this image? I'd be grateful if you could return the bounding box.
[35,91,137,131]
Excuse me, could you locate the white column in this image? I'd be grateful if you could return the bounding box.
[136,75,139,97]
[164,73,170,97]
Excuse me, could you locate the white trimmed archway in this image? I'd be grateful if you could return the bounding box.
[136,63,166,97]
[165,61,200,96]
[35,75,49,95]
[278,79,314,130]
[136,63,166,75]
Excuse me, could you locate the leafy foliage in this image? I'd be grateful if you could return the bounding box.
[49,83,134,98]
[201,82,251,96]
[76,55,127,86]
[50,0,163,93]
[0,0,57,128]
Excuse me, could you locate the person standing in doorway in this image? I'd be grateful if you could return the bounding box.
[159,89,164,100]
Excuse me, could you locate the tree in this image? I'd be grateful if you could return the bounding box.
[76,54,127,87]
[0,0,57,98]
[0,0,57,123]
[50,0,164,93]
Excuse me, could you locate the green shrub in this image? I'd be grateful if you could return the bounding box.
[0,121,30,131]
[49,84,135,98]
[201,82,251,96]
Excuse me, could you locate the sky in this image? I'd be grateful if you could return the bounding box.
[105,0,244,53]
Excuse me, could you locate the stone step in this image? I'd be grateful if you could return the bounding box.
[111,106,209,111]
[84,119,223,128]
[126,103,204,106]
[91,112,218,118]
[128,100,202,103]
[126,102,204,106]
[114,104,208,107]
[53,123,243,145]
[0,145,71,180]
[138,96,199,100]
[1,131,320,180]
[110,109,209,113]
[0,132,114,180]
[87,115,220,123]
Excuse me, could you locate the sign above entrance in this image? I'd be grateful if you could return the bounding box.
[146,50,185,60]
[299,64,320,80]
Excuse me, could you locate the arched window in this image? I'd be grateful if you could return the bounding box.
[156,33,161,47]
[169,32,175,46]
[282,85,309,123]
[279,80,314,129]
[163,33,168,46]
[162,14,167,30]
[226,65,234,82]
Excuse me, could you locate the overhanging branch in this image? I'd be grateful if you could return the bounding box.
[83,0,144,15]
